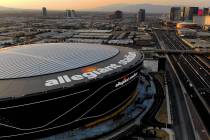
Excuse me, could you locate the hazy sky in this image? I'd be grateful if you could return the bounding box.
[0,0,209,10]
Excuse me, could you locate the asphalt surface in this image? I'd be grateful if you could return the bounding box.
[154,29,210,140]
[161,31,210,111]
[166,66,196,140]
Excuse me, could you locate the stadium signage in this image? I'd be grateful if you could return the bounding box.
[45,52,137,87]
[115,73,138,88]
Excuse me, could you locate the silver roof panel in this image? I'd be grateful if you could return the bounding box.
[0,43,119,79]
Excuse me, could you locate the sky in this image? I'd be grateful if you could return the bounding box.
[0,0,209,10]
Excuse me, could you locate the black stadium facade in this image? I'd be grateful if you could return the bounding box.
[0,43,144,139]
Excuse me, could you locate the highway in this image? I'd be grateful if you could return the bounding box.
[154,29,210,140]
[161,31,210,109]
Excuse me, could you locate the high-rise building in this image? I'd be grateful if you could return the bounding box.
[137,9,146,23]
[71,10,76,18]
[108,10,123,20]
[66,10,71,18]
[184,7,199,21]
[114,10,123,19]
[198,9,203,16]
[42,7,47,17]
[180,7,186,21]
[66,10,76,18]
[203,8,210,16]
[170,7,181,21]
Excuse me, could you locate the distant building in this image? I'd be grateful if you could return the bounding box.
[42,7,47,17]
[66,10,71,18]
[184,7,199,21]
[203,8,210,16]
[163,20,177,27]
[66,10,76,18]
[108,10,123,20]
[193,16,210,29]
[177,29,197,38]
[176,22,201,30]
[71,10,76,17]
[180,7,186,21]
[137,9,146,23]
[198,9,203,16]
[114,10,123,19]
[170,7,181,21]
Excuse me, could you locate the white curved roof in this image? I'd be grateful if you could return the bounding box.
[0,43,119,79]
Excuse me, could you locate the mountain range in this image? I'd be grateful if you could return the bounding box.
[0,4,177,13]
[91,4,173,13]
[0,6,18,11]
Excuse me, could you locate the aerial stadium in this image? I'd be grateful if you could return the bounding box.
[0,43,145,139]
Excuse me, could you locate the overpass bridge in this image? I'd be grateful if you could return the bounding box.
[140,49,210,55]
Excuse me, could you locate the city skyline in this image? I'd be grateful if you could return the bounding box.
[0,0,209,139]
[0,0,210,10]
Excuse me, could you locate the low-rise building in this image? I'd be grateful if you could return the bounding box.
[176,22,201,29]
[177,29,197,38]
[197,31,210,39]
[193,16,210,30]
[182,38,210,50]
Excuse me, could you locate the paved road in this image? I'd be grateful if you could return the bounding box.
[161,31,210,111]
[166,66,196,140]
[154,29,210,140]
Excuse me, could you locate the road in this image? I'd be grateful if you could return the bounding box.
[160,31,210,111]
[141,77,166,128]
[154,29,210,140]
